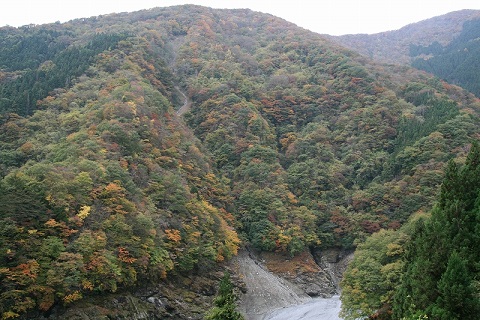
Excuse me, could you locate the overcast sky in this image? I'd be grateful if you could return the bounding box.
[2,1,480,35]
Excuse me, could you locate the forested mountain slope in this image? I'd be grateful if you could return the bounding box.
[1,5,480,319]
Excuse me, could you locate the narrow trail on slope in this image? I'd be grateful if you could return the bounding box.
[175,86,191,116]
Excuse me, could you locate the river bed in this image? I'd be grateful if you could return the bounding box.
[263,295,342,320]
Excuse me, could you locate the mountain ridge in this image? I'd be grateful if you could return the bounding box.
[329,9,480,64]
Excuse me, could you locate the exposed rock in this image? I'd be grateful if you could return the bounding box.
[33,270,225,320]
[147,296,163,307]
[39,293,161,320]
[259,250,337,298]
[312,247,354,291]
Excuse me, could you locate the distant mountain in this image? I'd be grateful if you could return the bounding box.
[329,10,480,65]
[1,5,480,319]
[411,18,480,97]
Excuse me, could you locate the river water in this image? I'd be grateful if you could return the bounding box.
[263,295,342,320]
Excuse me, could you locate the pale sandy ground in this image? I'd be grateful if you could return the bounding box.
[234,251,343,320]
[263,295,342,320]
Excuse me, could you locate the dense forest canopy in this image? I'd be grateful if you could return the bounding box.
[341,142,480,319]
[1,5,480,319]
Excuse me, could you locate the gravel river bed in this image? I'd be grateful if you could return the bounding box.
[263,295,342,320]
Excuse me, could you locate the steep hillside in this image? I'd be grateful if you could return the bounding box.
[330,9,480,65]
[0,10,240,319]
[1,5,480,319]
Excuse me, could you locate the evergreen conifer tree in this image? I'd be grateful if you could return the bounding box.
[393,142,480,319]
[432,251,477,320]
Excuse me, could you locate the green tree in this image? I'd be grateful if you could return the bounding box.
[204,272,244,320]
[432,251,477,320]
[393,142,480,319]
[340,228,408,320]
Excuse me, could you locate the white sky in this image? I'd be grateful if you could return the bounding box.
[1,1,480,35]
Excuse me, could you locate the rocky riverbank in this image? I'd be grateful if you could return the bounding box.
[233,248,353,320]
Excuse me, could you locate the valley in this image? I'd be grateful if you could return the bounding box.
[1,4,480,320]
